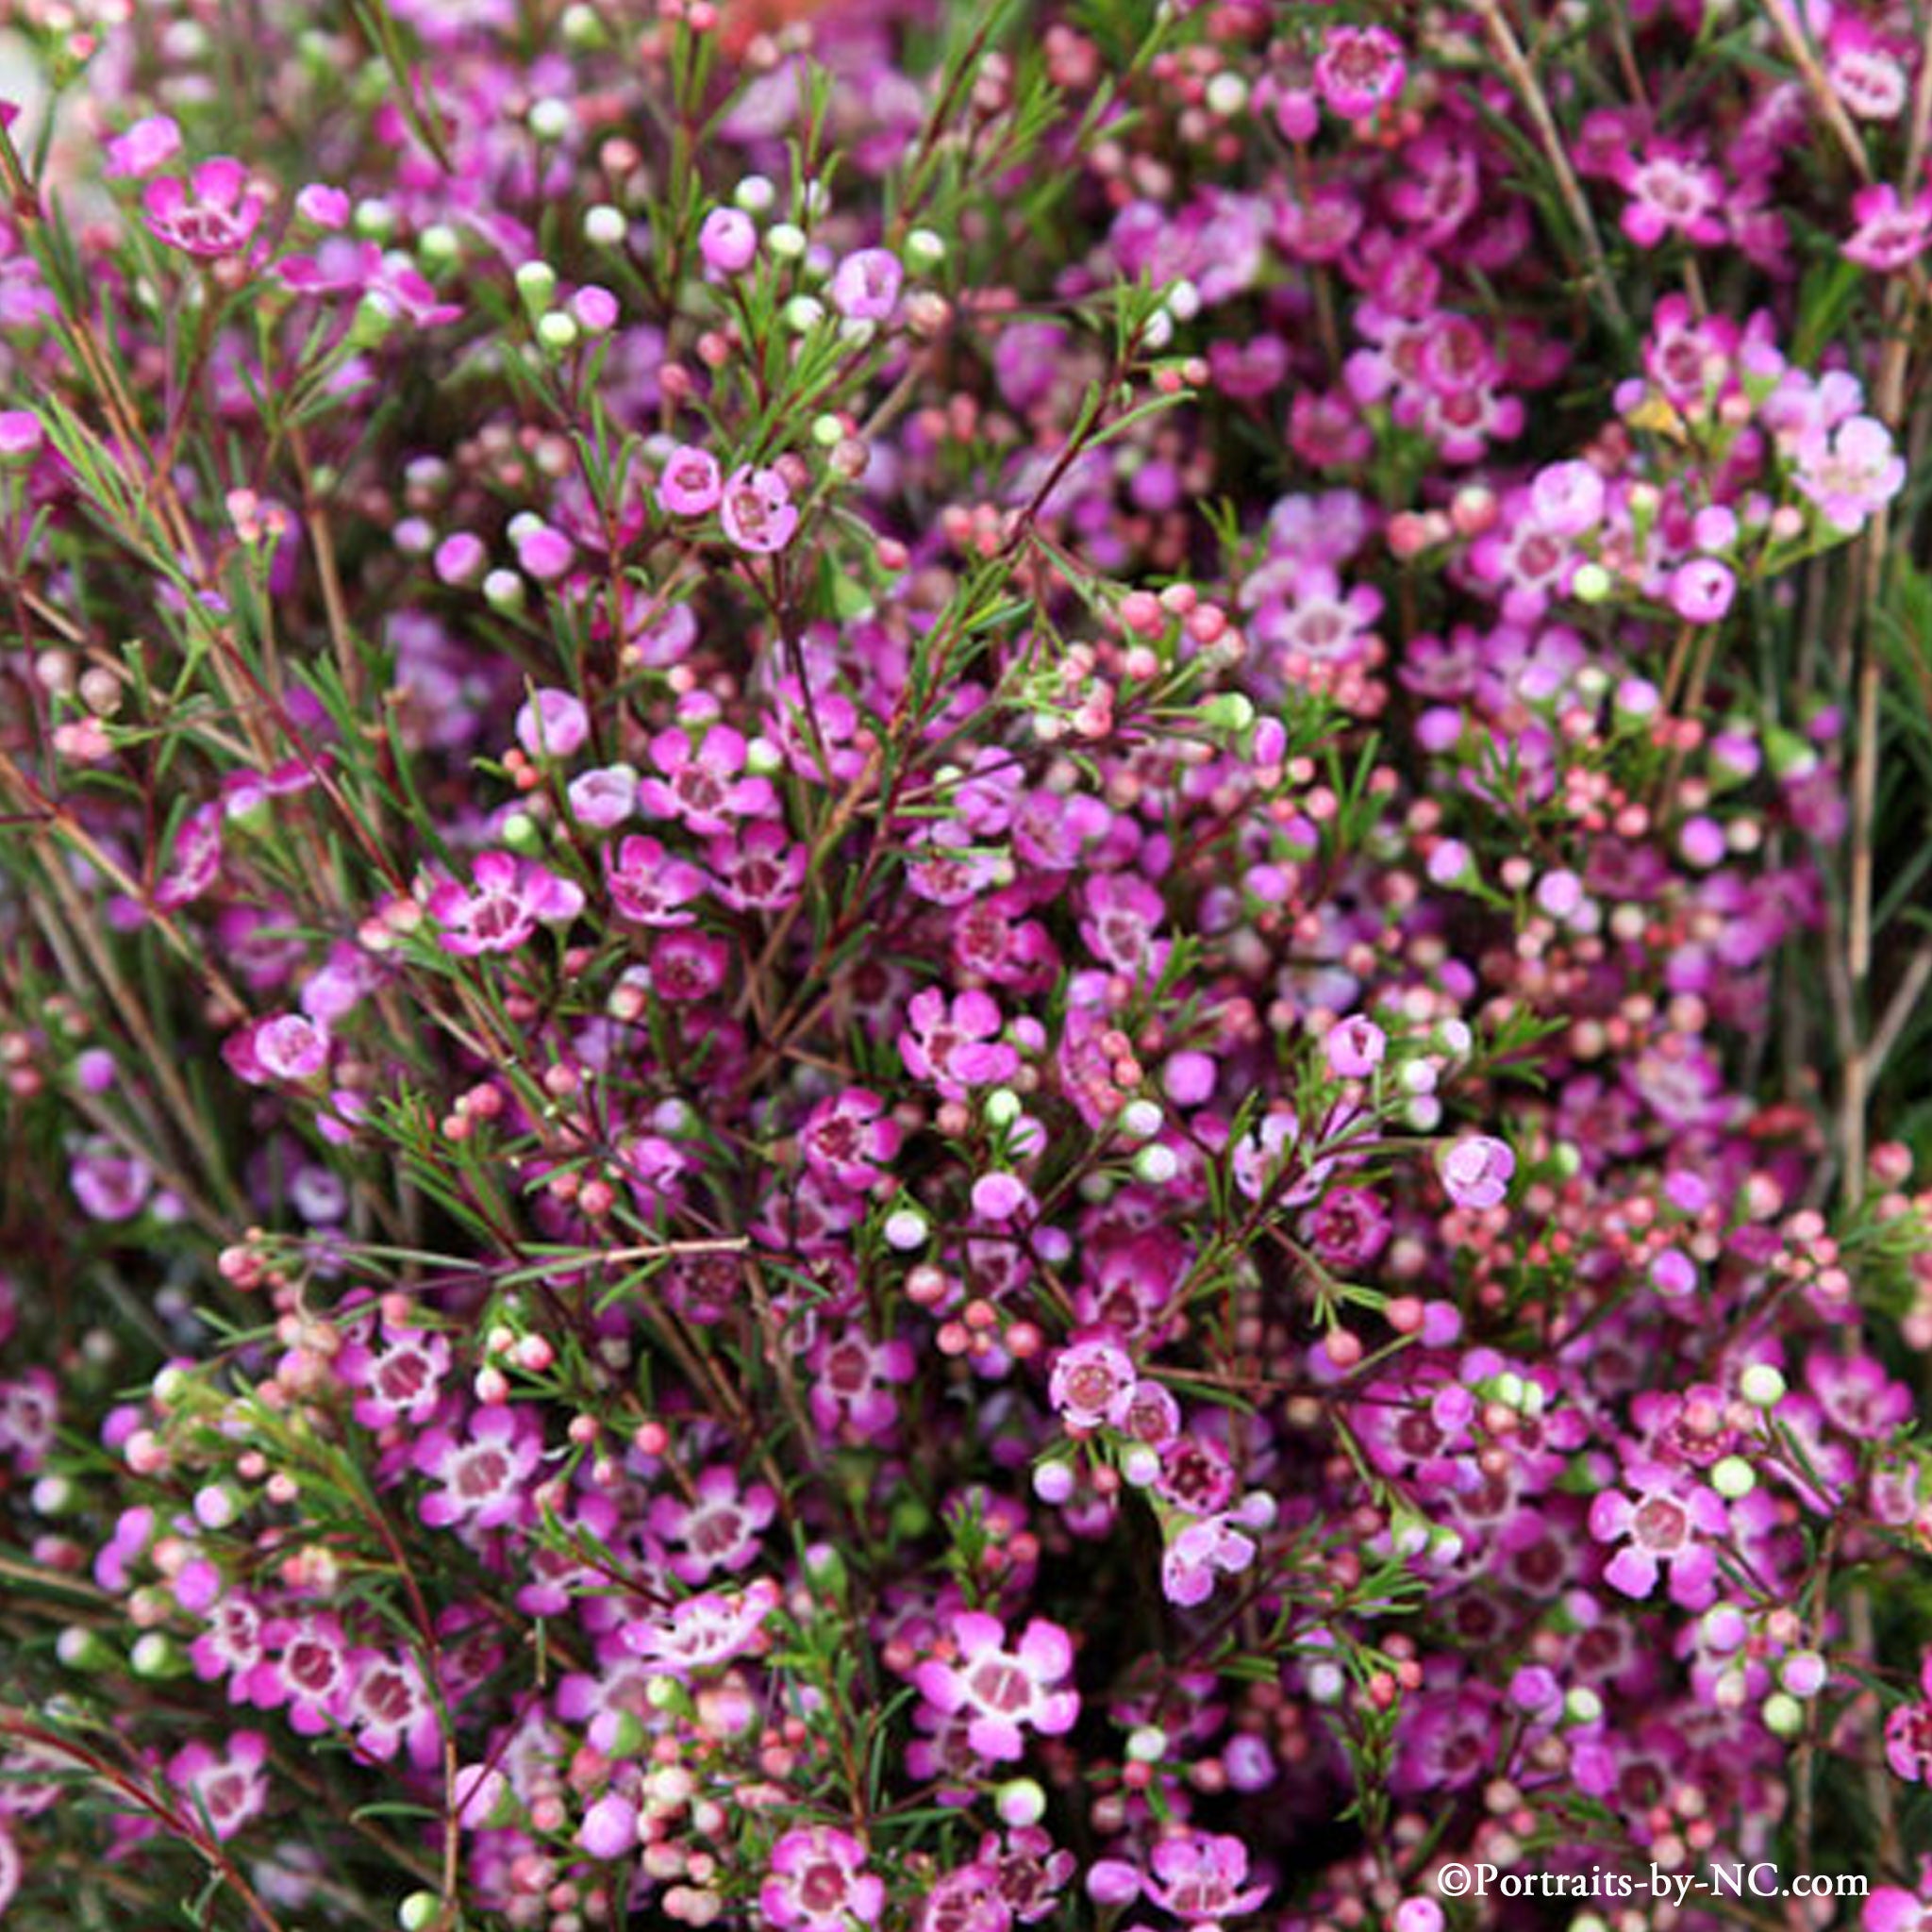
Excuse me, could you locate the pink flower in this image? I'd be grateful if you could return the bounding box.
[1884,1655,1932,1780]
[800,1089,901,1191]
[514,687,590,759]
[708,819,808,912]
[808,1328,916,1441]
[166,1732,269,1840]
[567,763,638,830]
[830,247,903,323]
[225,1011,330,1085]
[104,114,181,179]
[719,465,799,555]
[605,835,708,925]
[1143,1832,1272,1924]
[899,989,1019,1100]
[1324,1014,1386,1078]
[143,158,265,260]
[620,1577,781,1678]
[1161,1513,1257,1607]
[657,444,724,516]
[1615,142,1726,248]
[412,1405,542,1531]
[1436,1134,1514,1210]
[647,1464,777,1585]
[1667,558,1736,625]
[912,1612,1079,1762]
[1791,413,1906,534]
[638,724,775,836]
[1589,1460,1727,1607]
[1048,1334,1137,1430]
[1315,26,1406,123]
[1844,183,1932,273]
[425,853,585,955]
[761,1826,885,1931]
[698,207,758,275]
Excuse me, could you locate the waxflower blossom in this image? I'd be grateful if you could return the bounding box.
[656,444,724,515]
[143,158,266,259]
[1884,1656,1932,1781]
[760,1826,885,1931]
[698,206,758,275]
[799,1088,901,1191]
[1314,26,1406,123]
[719,463,799,554]
[1324,1014,1386,1078]
[1437,1134,1515,1210]
[831,247,903,322]
[913,1613,1080,1762]
[1590,1461,1728,1607]
[1791,413,1907,533]
[1048,1333,1137,1430]
[166,1733,270,1840]
[425,854,585,954]
[412,1406,542,1531]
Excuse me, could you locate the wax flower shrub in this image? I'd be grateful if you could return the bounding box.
[8,0,1932,1928]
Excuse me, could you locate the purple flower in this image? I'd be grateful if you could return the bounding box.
[1791,413,1906,534]
[514,687,590,759]
[1048,1333,1137,1430]
[912,1612,1079,1762]
[698,207,758,275]
[830,247,903,322]
[800,1089,901,1191]
[1589,1460,1728,1607]
[425,853,585,955]
[1436,1134,1514,1210]
[1324,1013,1386,1078]
[1844,183,1932,272]
[605,835,707,925]
[1142,1832,1272,1924]
[719,464,799,555]
[1668,558,1737,625]
[638,724,775,836]
[412,1405,542,1532]
[761,1826,885,1932]
[144,158,265,260]
[647,1464,777,1585]
[657,444,724,516]
[1315,25,1406,122]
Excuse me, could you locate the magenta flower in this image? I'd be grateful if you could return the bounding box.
[514,687,590,759]
[1884,1655,1932,1781]
[912,1612,1079,1762]
[1324,1014,1386,1078]
[345,1649,441,1767]
[1161,1513,1257,1608]
[761,1826,885,1932]
[698,206,758,275]
[143,158,265,260]
[412,1405,542,1531]
[800,1088,901,1191]
[166,1732,269,1840]
[71,1140,154,1222]
[708,819,808,912]
[830,247,903,322]
[247,1613,352,1736]
[1589,1460,1727,1607]
[1048,1333,1137,1430]
[340,1324,450,1430]
[1844,183,1932,273]
[425,853,585,955]
[1667,558,1737,625]
[1143,1832,1272,1924]
[224,1011,329,1086]
[1315,25,1405,122]
[808,1328,916,1441]
[719,465,799,555]
[648,1464,778,1585]
[1791,413,1907,534]
[1436,1134,1514,1210]
[567,763,639,830]
[898,989,1019,1100]
[605,835,707,925]
[1614,142,1726,248]
[638,724,775,836]
[620,1577,782,1678]
[104,113,182,178]
[657,444,724,516]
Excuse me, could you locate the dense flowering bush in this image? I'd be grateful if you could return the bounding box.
[6,0,1932,1928]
